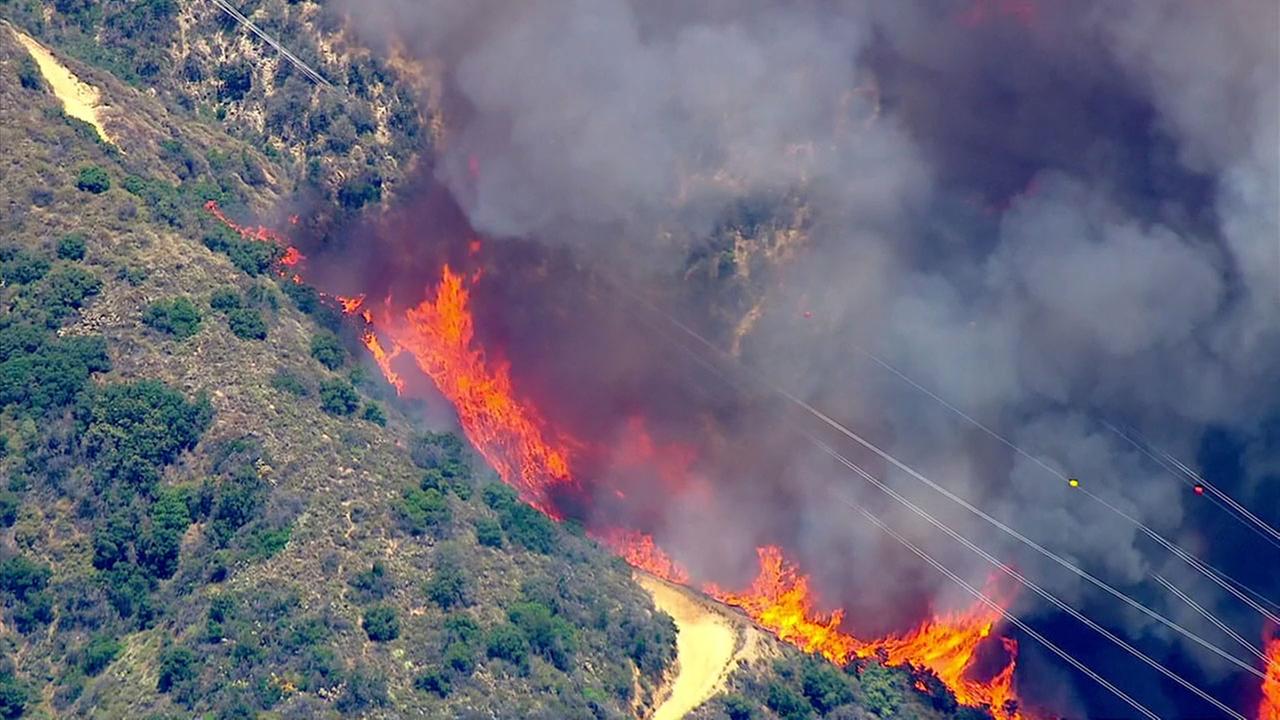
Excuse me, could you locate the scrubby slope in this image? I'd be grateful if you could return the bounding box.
[0,21,676,719]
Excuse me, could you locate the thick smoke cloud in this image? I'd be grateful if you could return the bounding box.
[336,0,1278,714]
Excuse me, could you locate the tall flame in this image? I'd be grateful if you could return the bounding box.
[374,267,575,514]
[705,546,1020,718]
[202,203,1023,717]
[1262,630,1280,720]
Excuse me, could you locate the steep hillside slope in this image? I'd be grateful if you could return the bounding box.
[0,4,1015,720]
[0,23,677,719]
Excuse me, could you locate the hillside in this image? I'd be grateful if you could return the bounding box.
[0,3,1011,720]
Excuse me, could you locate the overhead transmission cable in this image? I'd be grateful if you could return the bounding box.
[207,0,333,88]
[620,283,1264,680]
[629,299,1165,719]
[853,348,1280,620]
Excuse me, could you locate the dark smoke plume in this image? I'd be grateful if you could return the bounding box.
[326,1,1279,716]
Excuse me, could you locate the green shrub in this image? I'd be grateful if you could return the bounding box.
[0,249,49,285]
[361,403,386,426]
[362,605,399,642]
[75,166,110,194]
[348,561,391,603]
[0,673,31,719]
[0,495,16,529]
[17,56,42,91]
[318,378,359,416]
[485,623,529,666]
[500,502,557,554]
[423,556,467,609]
[414,667,451,698]
[269,369,309,396]
[859,663,902,718]
[37,266,101,323]
[226,308,267,340]
[474,517,503,548]
[56,233,87,261]
[800,660,854,714]
[309,332,346,370]
[209,286,242,311]
[81,634,122,676]
[398,487,450,536]
[765,682,812,720]
[157,646,197,692]
[444,641,476,675]
[508,601,575,669]
[143,297,203,339]
[722,694,758,720]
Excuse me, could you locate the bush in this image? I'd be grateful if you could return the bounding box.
[361,403,386,426]
[157,646,197,692]
[485,623,529,666]
[500,503,557,554]
[414,667,451,698]
[17,56,42,91]
[56,233,87,261]
[318,378,359,416]
[81,380,214,486]
[0,496,16,529]
[143,297,203,339]
[801,661,855,714]
[75,166,110,194]
[722,694,757,720]
[0,673,31,719]
[309,332,346,370]
[508,601,575,669]
[398,487,450,536]
[423,556,467,610]
[765,682,813,720]
[209,287,242,311]
[263,371,306,400]
[81,634,122,676]
[362,605,399,642]
[226,308,267,340]
[348,562,391,603]
[474,517,503,548]
[217,62,253,101]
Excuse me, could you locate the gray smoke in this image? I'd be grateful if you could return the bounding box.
[338,0,1279,713]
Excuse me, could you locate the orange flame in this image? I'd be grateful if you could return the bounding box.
[599,529,690,585]
[204,200,306,277]
[707,546,1020,718]
[201,206,1028,717]
[361,328,405,395]
[337,294,367,315]
[373,266,575,514]
[1262,630,1280,720]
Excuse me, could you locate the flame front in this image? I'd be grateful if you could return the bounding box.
[373,267,575,514]
[203,204,1023,717]
[1262,631,1280,720]
[706,546,1020,718]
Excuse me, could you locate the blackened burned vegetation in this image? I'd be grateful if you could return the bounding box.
[0,9,678,719]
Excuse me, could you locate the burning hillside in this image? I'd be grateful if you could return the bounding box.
[206,201,1025,717]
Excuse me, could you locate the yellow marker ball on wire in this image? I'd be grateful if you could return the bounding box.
[1068,478,1079,488]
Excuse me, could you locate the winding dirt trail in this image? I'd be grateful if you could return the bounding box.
[8,23,114,146]
[638,572,768,720]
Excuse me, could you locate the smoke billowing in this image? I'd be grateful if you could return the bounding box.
[322,0,1279,716]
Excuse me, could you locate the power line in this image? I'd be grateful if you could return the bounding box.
[206,0,333,88]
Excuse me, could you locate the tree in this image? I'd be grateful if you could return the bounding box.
[209,286,242,311]
[226,308,267,340]
[508,601,575,669]
[722,694,757,720]
[362,605,399,642]
[309,332,346,370]
[17,56,42,91]
[500,503,557,554]
[859,663,902,718]
[348,561,391,603]
[76,166,111,194]
[319,378,359,416]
